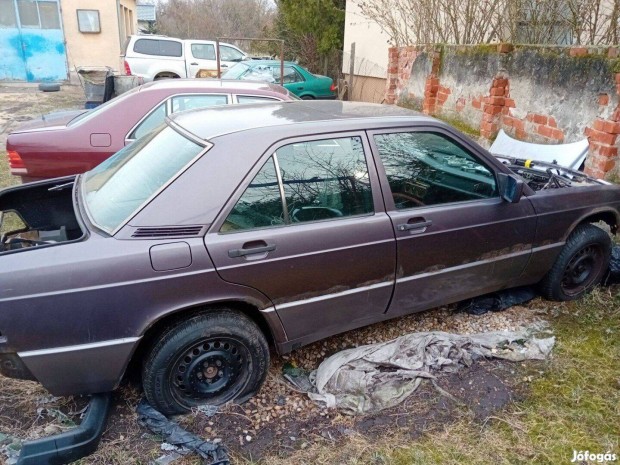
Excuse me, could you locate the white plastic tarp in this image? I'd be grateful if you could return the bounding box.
[490,129,589,170]
[308,327,555,415]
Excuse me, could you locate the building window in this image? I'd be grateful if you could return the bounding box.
[77,9,100,33]
[0,0,18,28]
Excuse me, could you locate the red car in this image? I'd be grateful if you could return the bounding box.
[6,79,295,182]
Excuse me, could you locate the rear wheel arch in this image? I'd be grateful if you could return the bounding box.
[126,300,280,379]
[154,71,180,80]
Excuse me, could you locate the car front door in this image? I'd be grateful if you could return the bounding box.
[368,128,537,315]
[206,133,396,348]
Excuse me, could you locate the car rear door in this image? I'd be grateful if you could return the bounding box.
[186,41,218,78]
[368,127,537,315]
[205,133,396,348]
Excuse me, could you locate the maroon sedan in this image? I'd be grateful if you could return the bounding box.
[6,79,295,182]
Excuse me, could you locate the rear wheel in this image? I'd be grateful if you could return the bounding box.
[142,309,269,415]
[539,224,611,301]
[300,95,315,100]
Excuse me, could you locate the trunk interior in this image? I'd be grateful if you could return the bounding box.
[0,178,83,253]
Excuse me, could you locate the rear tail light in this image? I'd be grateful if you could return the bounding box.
[124,59,132,75]
[7,150,25,169]
[330,82,337,92]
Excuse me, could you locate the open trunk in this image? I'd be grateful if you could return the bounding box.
[0,177,84,254]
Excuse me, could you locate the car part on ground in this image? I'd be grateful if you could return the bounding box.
[38,83,60,92]
[457,286,537,315]
[16,393,111,465]
[307,325,555,415]
[142,309,270,415]
[0,101,618,413]
[137,399,229,465]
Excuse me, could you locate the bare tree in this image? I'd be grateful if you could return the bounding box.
[356,0,620,46]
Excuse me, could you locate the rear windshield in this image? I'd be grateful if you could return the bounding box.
[222,62,251,79]
[68,86,140,126]
[83,126,204,234]
[133,38,182,57]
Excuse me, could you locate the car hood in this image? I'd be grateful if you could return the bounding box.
[11,109,89,133]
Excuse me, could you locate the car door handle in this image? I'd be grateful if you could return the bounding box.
[228,242,276,258]
[190,62,198,65]
[397,219,433,232]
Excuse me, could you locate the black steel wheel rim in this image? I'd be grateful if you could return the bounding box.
[561,244,603,296]
[169,337,250,408]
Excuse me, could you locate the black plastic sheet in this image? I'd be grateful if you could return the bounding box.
[603,245,620,286]
[458,286,537,316]
[136,400,229,465]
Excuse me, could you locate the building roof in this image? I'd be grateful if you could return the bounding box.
[136,1,156,21]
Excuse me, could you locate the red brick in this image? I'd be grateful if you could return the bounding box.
[490,87,505,96]
[516,128,526,139]
[438,86,451,94]
[484,96,505,106]
[513,119,525,131]
[532,114,548,125]
[503,116,514,127]
[550,128,564,141]
[570,47,588,57]
[538,125,553,138]
[590,141,619,158]
[593,118,607,131]
[585,127,618,145]
[548,116,557,128]
[493,78,508,87]
[615,73,620,86]
[585,166,604,179]
[484,105,503,115]
[472,98,482,109]
[599,93,610,106]
[504,98,516,108]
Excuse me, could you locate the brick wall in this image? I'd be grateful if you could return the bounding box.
[385,44,620,179]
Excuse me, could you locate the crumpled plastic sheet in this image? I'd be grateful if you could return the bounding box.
[458,286,537,315]
[604,245,620,286]
[308,325,554,415]
[136,400,229,465]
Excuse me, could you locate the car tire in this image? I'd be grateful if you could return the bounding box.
[39,82,60,92]
[300,95,315,100]
[142,309,269,415]
[539,224,611,301]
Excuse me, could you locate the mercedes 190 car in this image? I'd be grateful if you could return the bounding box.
[0,101,618,415]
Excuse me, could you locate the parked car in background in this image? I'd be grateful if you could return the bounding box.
[222,60,337,100]
[123,35,250,80]
[6,80,295,182]
[0,101,617,415]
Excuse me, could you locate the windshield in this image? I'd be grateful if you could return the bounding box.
[68,86,141,126]
[222,62,251,80]
[83,126,204,234]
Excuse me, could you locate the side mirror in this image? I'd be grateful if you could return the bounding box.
[498,173,524,203]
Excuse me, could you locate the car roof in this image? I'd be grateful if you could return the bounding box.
[138,78,290,96]
[239,60,298,67]
[169,100,434,141]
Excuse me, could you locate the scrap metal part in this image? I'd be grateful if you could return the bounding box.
[16,393,112,465]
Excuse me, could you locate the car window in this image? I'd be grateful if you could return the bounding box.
[84,126,204,234]
[221,62,251,79]
[272,66,302,84]
[171,94,228,112]
[236,95,280,104]
[221,136,373,232]
[373,132,497,210]
[133,38,182,57]
[221,158,284,232]
[129,103,166,140]
[220,45,244,62]
[191,43,215,60]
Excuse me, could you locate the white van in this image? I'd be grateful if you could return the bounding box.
[123,35,249,81]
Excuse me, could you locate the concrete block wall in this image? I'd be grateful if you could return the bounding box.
[385,44,620,180]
